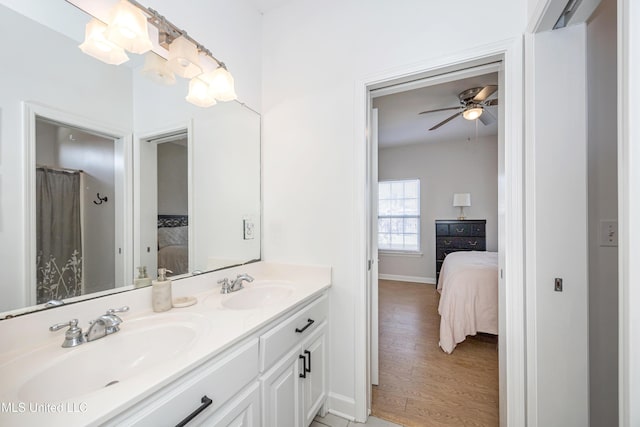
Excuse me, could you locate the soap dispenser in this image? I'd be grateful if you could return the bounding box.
[152,268,173,312]
[134,266,152,288]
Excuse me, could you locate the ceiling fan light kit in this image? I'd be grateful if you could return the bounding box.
[419,84,498,131]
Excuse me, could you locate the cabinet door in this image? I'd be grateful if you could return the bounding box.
[194,382,260,427]
[261,347,302,427]
[301,322,327,427]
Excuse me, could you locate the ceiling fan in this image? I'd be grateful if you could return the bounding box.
[418,85,498,131]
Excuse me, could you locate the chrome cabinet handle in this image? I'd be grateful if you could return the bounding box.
[469,241,478,246]
[456,227,464,232]
[175,395,213,427]
[295,318,315,333]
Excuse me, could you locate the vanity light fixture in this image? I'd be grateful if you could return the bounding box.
[186,77,217,108]
[72,0,236,107]
[141,52,176,85]
[206,67,238,102]
[166,35,202,79]
[104,0,152,54]
[79,18,130,65]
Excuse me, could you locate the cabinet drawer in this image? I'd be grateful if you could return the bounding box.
[470,223,485,236]
[436,237,455,248]
[435,223,449,236]
[109,339,259,426]
[260,294,328,372]
[449,223,472,236]
[436,247,457,261]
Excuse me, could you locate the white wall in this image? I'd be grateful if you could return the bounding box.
[529,24,589,427]
[586,0,618,424]
[260,0,526,416]
[377,137,498,282]
[0,4,133,312]
[157,142,188,216]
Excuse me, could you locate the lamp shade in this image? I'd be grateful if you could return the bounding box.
[462,107,483,121]
[167,36,202,79]
[453,193,471,207]
[186,77,217,108]
[141,52,176,85]
[105,0,152,54]
[204,67,237,101]
[79,19,129,65]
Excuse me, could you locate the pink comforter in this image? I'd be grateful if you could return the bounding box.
[437,251,498,353]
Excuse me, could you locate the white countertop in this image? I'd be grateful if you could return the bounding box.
[0,262,331,426]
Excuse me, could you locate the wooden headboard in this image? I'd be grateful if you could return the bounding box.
[157,214,188,228]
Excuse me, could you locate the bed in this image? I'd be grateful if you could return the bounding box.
[157,215,189,275]
[437,251,498,353]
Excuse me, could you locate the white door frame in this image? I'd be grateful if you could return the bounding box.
[618,0,640,425]
[23,102,133,305]
[134,121,194,278]
[353,37,525,426]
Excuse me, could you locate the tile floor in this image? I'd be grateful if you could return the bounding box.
[312,412,404,427]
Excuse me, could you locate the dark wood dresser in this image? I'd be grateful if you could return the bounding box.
[435,219,487,283]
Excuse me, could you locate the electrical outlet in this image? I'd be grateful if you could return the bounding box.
[554,278,563,292]
[243,219,255,240]
[599,220,618,247]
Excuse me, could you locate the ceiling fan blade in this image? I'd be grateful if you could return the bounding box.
[429,111,462,131]
[484,98,499,106]
[418,106,461,115]
[478,109,496,125]
[472,85,498,102]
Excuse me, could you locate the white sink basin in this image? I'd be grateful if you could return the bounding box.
[0,312,210,402]
[220,281,294,310]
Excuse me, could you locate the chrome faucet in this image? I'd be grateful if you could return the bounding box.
[218,273,254,294]
[49,306,129,347]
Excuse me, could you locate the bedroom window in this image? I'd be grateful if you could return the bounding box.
[378,179,420,252]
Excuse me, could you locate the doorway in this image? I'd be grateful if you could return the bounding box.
[355,39,525,426]
[25,102,132,307]
[370,70,501,425]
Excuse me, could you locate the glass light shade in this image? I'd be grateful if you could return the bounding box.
[167,36,202,79]
[105,0,153,54]
[141,52,176,85]
[79,19,129,65]
[186,77,217,108]
[462,107,483,121]
[205,67,237,101]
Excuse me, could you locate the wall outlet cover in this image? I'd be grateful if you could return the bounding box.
[243,219,255,240]
[599,220,618,247]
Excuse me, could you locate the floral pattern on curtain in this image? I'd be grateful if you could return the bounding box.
[36,167,83,303]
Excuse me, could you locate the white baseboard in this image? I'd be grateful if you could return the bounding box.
[327,392,356,421]
[378,274,436,284]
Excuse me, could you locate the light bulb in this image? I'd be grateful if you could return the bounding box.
[186,77,217,108]
[462,107,483,121]
[79,19,129,65]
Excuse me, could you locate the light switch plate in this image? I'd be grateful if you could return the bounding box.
[243,219,255,240]
[599,220,618,247]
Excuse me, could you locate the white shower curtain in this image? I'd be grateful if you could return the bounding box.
[36,167,83,303]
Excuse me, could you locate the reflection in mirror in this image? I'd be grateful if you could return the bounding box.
[35,119,122,304]
[0,2,261,319]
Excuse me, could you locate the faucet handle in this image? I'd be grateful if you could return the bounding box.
[49,318,79,331]
[49,319,85,348]
[106,306,130,315]
[218,278,231,294]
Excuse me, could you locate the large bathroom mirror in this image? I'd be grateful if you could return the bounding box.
[0,1,261,318]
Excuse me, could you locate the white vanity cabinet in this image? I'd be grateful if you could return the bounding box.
[105,338,260,427]
[103,291,328,427]
[260,295,328,427]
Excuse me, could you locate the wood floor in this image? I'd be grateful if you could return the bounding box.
[372,280,499,427]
